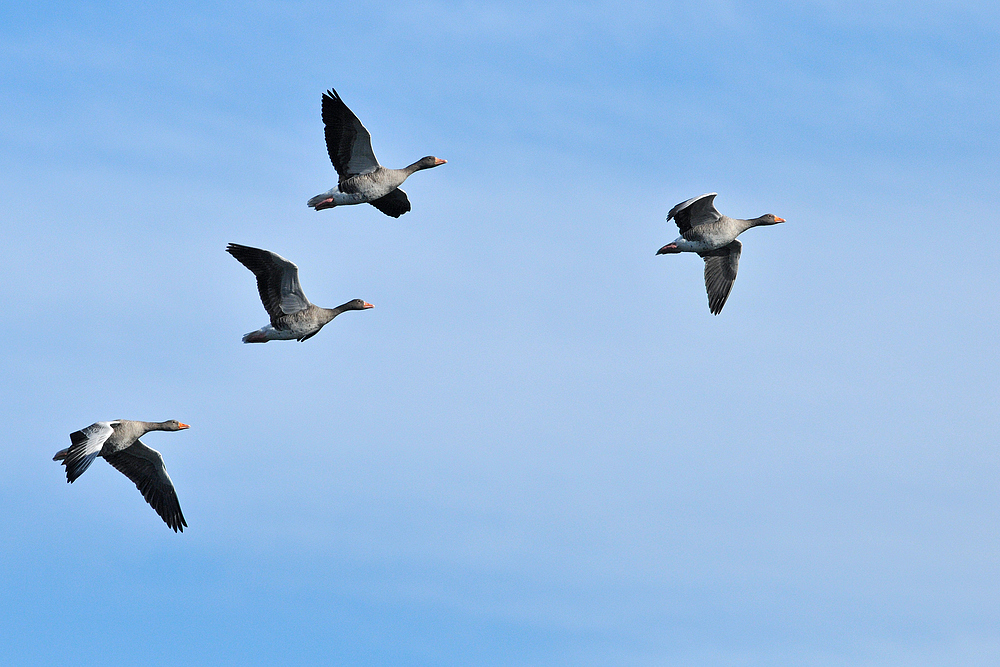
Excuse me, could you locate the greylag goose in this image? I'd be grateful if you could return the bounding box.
[227,243,373,343]
[307,88,446,217]
[53,420,190,532]
[656,193,784,314]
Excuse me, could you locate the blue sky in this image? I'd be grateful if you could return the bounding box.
[2,1,999,665]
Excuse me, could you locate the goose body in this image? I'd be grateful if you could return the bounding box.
[226,243,372,343]
[656,193,784,314]
[307,88,446,217]
[53,419,190,532]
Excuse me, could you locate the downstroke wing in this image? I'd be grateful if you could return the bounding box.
[368,188,411,218]
[104,441,187,532]
[701,240,741,315]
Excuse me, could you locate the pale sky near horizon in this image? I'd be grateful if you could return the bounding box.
[3,2,1000,665]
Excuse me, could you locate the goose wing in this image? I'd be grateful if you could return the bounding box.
[104,440,187,532]
[55,421,117,483]
[368,188,411,218]
[322,88,380,179]
[227,244,310,322]
[668,193,721,234]
[701,240,741,315]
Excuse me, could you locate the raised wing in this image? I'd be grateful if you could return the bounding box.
[668,193,721,234]
[55,421,117,483]
[701,240,741,315]
[104,440,187,532]
[368,188,411,218]
[227,243,310,322]
[322,88,380,179]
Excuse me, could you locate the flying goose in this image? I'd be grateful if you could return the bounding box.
[307,88,446,217]
[53,420,190,532]
[657,193,784,314]
[226,243,372,343]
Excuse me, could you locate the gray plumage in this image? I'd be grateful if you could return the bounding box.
[226,243,373,343]
[307,88,446,217]
[53,420,190,532]
[656,193,785,314]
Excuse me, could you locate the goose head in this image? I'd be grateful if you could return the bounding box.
[160,420,190,431]
[411,156,447,171]
[753,214,785,226]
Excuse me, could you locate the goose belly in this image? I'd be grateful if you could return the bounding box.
[671,237,717,253]
[307,186,367,208]
[244,325,302,342]
[339,174,401,201]
[327,190,368,205]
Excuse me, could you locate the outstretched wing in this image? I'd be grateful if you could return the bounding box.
[104,441,187,533]
[368,188,411,218]
[227,243,310,323]
[55,421,116,483]
[701,240,741,315]
[322,88,380,179]
[668,193,721,234]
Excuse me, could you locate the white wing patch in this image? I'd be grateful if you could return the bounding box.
[59,421,117,482]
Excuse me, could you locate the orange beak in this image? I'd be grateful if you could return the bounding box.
[775,217,786,223]
[178,423,191,430]
[362,302,374,309]
[434,158,447,166]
